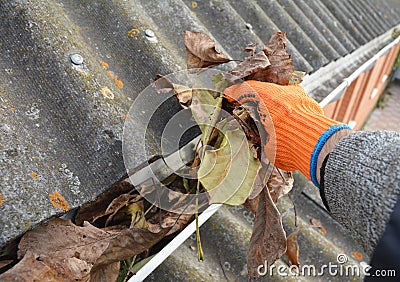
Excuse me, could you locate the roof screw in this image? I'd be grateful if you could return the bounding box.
[245,23,253,30]
[145,29,155,38]
[70,53,84,65]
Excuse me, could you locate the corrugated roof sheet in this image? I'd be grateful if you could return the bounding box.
[1,1,400,279]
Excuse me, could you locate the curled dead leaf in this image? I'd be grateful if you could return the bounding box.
[153,74,193,109]
[267,168,294,203]
[0,251,60,282]
[75,181,134,225]
[286,230,300,268]
[247,189,286,279]
[13,218,169,281]
[183,30,230,71]
[148,211,194,236]
[85,193,140,226]
[248,32,295,85]
[229,51,271,80]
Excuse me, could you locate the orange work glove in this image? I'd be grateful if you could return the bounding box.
[224,80,351,187]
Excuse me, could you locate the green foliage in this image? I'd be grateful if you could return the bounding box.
[199,129,260,205]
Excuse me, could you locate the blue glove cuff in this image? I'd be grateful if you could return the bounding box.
[310,124,352,188]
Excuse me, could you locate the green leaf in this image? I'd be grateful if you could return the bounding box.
[190,89,222,145]
[198,129,261,205]
[211,73,229,93]
[130,254,156,275]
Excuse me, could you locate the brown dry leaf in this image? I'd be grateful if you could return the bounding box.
[97,194,142,226]
[248,32,295,85]
[267,168,294,203]
[243,197,258,215]
[247,189,287,279]
[13,218,168,280]
[92,227,168,268]
[75,181,134,225]
[107,200,147,228]
[183,30,230,71]
[0,251,62,282]
[148,212,194,236]
[89,262,120,282]
[243,43,257,56]
[153,74,193,109]
[18,219,110,267]
[286,230,300,267]
[230,51,270,80]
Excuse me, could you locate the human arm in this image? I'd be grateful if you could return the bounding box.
[321,130,400,255]
[224,80,400,254]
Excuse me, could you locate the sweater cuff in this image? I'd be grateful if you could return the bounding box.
[309,124,351,188]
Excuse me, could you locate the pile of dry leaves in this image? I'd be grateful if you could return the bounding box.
[0,31,305,281]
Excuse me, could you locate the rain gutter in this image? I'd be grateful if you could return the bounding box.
[319,34,400,108]
[128,32,400,282]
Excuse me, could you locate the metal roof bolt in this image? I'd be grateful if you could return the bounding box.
[70,53,84,65]
[245,23,253,30]
[145,29,155,38]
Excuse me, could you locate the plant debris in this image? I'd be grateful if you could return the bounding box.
[286,230,300,268]
[247,189,287,280]
[1,30,306,281]
[183,30,230,71]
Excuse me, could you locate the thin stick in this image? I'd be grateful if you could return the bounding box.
[287,193,297,227]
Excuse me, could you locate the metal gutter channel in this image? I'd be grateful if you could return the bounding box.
[127,33,400,282]
[319,34,400,108]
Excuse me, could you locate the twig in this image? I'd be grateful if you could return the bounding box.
[122,255,137,282]
[287,193,297,227]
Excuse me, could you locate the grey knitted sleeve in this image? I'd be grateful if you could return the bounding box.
[323,130,400,255]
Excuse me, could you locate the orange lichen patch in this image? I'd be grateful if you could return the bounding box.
[0,194,4,206]
[114,76,124,89]
[100,87,114,99]
[127,28,140,38]
[49,192,69,211]
[352,251,363,261]
[192,1,198,8]
[10,107,17,112]
[320,227,327,235]
[29,171,38,180]
[106,70,114,79]
[100,61,109,69]
[124,113,131,120]
[104,68,123,89]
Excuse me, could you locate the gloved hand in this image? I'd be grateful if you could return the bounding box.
[224,80,351,187]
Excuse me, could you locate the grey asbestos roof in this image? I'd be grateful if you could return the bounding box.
[1,0,400,279]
